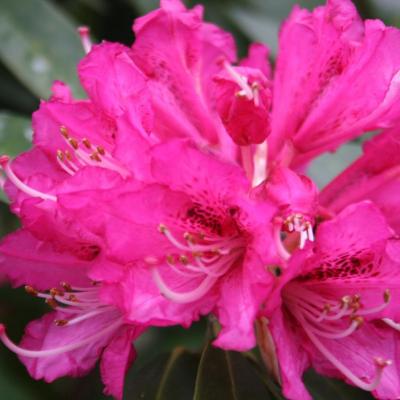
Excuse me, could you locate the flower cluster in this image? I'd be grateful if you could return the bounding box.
[1,0,400,399]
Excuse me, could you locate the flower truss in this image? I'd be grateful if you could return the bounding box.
[1,0,400,399]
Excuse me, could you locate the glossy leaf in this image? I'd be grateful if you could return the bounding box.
[303,369,374,400]
[0,0,85,99]
[124,347,200,400]
[193,342,274,400]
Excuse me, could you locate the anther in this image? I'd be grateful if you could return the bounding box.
[46,298,58,309]
[96,146,105,156]
[57,150,64,160]
[374,357,392,368]
[350,315,364,327]
[60,282,72,291]
[341,295,351,306]
[90,152,101,162]
[60,126,69,138]
[68,294,79,302]
[158,224,167,234]
[179,255,189,265]
[54,319,69,327]
[384,289,391,303]
[24,286,38,296]
[166,255,175,265]
[82,138,91,149]
[65,150,73,161]
[50,288,64,297]
[68,138,79,150]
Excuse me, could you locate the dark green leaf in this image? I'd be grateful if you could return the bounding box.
[124,348,200,400]
[193,342,274,400]
[0,0,85,99]
[304,369,374,400]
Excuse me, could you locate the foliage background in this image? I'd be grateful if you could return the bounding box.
[0,0,398,398]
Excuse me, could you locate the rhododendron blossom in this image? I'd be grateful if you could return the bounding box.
[1,0,400,398]
[262,202,400,399]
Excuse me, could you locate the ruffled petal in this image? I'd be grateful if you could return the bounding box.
[100,326,145,400]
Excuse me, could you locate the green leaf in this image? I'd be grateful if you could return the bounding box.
[0,112,31,156]
[0,112,31,203]
[128,0,160,14]
[193,342,274,400]
[0,0,85,99]
[304,369,374,399]
[124,348,200,400]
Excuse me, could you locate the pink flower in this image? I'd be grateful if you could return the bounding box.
[268,0,400,169]
[262,202,400,399]
[131,0,272,159]
[0,229,144,400]
[53,139,279,350]
[320,127,400,233]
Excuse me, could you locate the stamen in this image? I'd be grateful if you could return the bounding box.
[0,156,57,202]
[382,318,400,331]
[0,319,122,358]
[298,313,390,391]
[152,267,218,304]
[58,126,131,178]
[77,26,92,54]
[223,61,253,100]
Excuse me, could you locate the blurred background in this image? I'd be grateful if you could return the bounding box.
[0,0,399,398]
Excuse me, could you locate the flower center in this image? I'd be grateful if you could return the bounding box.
[283,282,391,391]
[57,126,131,178]
[223,61,261,106]
[147,224,245,304]
[273,213,314,260]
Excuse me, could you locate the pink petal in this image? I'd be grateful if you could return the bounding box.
[19,310,120,382]
[132,0,236,149]
[100,326,145,400]
[240,43,272,79]
[270,0,400,167]
[269,309,312,400]
[78,41,153,134]
[0,229,90,289]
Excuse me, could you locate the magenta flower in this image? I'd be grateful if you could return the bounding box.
[262,202,400,399]
[0,230,144,400]
[1,0,400,398]
[268,0,400,169]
